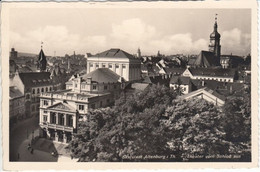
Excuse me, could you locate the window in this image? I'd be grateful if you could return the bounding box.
[75,84,77,88]
[37,88,40,94]
[102,64,106,68]
[184,87,186,91]
[59,114,65,125]
[122,65,126,69]
[96,64,99,67]
[41,88,44,92]
[79,105,84,111]
[68,116,73,127]
[43,100,49,106]
[116,64,119,68]
[44,110,48,114]
[51,113,56,124]
[90,63,93,67]
[49,87,52,91]
[91,104,95,109]
[32,89,35,94]
[43,115,48,122]
[109,64,112,68]
[46,87,48,92]
[104,85,108,90]
[93,85,97,90]
[100,101,103,107]
[26,94,30,99]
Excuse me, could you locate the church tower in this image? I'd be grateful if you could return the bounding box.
[37,42,47,72]
[208,14,221,63]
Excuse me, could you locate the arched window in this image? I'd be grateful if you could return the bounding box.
[37,88,40,94]
[46,87,48,92]
[41,88,44,92]
[49,87,52,91]
[32,89,35,94]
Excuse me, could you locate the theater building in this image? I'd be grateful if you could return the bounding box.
[39,68,124,143]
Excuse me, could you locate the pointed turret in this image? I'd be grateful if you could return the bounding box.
[208,14,221,66]
[37,42,47,72]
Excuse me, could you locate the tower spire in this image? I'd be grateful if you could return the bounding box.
[214,14,218,31]
[41,41,43,49]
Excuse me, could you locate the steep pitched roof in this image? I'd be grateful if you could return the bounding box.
[143,75,170,86]
[19,72,52,87]
[82,68,122,83]
[189,51,220,67]
[164,67,185,75]
[170,76,190,85]
[93,48,135,59]
[181,87,226,106]
[188,68,235,78]
[10,86,24,99]
[38,49,46,62]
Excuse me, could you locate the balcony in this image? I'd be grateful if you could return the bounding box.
[40,122,74,132]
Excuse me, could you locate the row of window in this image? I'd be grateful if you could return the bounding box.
[195,77,232,82]
[32,86,52,94]
[89,63,127,69]
[48,114,74,127]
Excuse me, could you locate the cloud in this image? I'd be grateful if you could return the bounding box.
[221,28,251,55]
[110,18,207,55]
[10,20,250,56]
[149,33,208,54]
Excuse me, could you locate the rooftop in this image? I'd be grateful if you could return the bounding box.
[10,86,24,99]
[82,68,123,83]
[92,48,136,59]
[188,67,236,77]
[18,72,52,87]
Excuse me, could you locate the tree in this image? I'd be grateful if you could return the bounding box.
[163,98,228,161]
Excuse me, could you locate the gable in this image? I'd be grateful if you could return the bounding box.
[182,68,193,77]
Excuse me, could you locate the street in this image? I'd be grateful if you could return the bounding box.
[9,115,57,162]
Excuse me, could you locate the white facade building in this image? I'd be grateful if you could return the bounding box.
[87,49,141,82]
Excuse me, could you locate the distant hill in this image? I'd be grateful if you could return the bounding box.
[17,52,37,58]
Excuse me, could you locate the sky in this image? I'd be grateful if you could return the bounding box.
[9,8,251,56]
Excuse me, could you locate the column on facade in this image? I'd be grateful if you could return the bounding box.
[56,113,59,125]
[112,63,116,73]
[64,114,67,126]
[47,111,51,123]
[55,130,58,141]
[119,64,123,77]
[63,132,67,143]
[39,110,43,124]
[94,62,97,70]
[73,115,76,128]
[126,64,130,81]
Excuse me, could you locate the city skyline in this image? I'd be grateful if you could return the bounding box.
[10,8,251,56]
